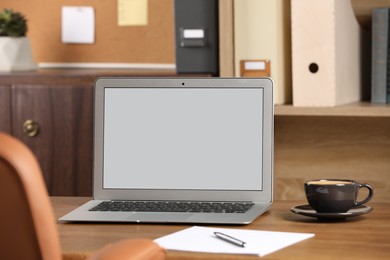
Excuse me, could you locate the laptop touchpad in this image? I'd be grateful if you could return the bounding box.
[127,213,192,222]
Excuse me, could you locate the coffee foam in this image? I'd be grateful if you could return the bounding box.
[307,180,353,185]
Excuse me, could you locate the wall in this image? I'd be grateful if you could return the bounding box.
[0,0,175,64]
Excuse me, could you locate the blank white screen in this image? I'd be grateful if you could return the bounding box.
[103,88,263,190]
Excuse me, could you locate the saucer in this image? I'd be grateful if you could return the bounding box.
[290,204,373,219]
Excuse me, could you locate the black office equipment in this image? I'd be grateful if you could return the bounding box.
[174,0,219,75]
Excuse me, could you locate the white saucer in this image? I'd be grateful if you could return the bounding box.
[290,204,373,219]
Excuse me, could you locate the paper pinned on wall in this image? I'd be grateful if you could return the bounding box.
[118,0,148,26]
[61,6,95,44]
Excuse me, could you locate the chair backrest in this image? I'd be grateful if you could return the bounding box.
[0,133,61,260]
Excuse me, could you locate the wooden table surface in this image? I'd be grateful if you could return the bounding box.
[52,197,390,259]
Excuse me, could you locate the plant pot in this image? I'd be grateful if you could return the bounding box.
[0,37,37,71]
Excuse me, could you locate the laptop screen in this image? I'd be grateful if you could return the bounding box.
[103,87,264,191]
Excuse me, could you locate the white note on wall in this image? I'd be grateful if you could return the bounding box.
[61,6,95,44]
[118,0,148,26]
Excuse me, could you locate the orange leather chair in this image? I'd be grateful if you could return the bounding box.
[0,132,166,260]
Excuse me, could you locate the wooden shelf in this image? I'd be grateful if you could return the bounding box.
[275,102,390,117]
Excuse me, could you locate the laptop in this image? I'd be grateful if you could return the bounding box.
[59,77,273,224]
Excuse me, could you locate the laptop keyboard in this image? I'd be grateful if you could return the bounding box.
[89,201,254,213]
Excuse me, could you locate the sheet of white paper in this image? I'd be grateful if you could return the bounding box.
[155,226,314,257]
[62,6,95,44]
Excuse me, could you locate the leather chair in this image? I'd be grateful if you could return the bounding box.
[0,132,166,260]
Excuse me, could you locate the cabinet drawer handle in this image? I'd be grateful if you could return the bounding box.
[23,120,40,137]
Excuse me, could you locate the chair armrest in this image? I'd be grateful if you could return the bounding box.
[88,239,166,260]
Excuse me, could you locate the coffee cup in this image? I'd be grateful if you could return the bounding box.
[304,179,374,213]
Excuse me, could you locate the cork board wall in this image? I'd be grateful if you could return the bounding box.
[0,0,175,64]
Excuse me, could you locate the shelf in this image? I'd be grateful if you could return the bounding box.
[274,102,390,117]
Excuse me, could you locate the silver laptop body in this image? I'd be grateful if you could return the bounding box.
[59,77,273,224]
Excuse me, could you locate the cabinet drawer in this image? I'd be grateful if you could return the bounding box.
[11,84,93,196]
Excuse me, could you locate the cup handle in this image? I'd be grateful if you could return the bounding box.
[355,183,374,206]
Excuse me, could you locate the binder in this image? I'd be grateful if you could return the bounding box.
[174,0,219,75]
[291,0,365,107]
[371,8,390,104]
[234,0,292,105]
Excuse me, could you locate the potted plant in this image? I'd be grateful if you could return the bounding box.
[0,9,36,71]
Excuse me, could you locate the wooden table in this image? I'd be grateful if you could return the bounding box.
[52,197,390,259]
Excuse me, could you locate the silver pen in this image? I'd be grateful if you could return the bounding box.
[214,231,246,247]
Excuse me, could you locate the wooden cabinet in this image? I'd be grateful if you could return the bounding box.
[0,69,181,196]
[274,104,390,203]
[0,80,94,195]
[0,85,11,133]
[10,84,93,196]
